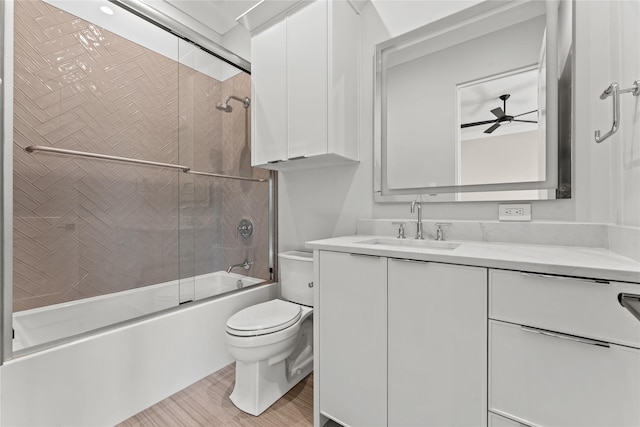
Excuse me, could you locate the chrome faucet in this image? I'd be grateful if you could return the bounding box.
[410,200,424,239]
[227,258,253,274]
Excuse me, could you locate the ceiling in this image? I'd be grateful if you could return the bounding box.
[460,68,539,140]
[163,0,261,35]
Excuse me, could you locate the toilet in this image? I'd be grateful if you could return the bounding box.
[225,251,314,416]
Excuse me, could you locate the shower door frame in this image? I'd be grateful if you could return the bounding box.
[0,0,278,362]
[1,0,14,365]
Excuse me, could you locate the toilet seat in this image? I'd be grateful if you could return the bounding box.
[226,299,302,337]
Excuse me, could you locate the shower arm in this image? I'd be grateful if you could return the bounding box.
[225,95,250,108]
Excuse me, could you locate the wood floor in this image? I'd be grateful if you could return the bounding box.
[118,364,313,427]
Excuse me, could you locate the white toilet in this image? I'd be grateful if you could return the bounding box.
[225,251,314,416]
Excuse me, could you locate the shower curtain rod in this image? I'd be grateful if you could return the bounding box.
[24,146,268,183]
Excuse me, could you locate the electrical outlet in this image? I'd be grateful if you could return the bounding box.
[498,204,531,221]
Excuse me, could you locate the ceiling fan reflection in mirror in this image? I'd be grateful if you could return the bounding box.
[460,94,537,134]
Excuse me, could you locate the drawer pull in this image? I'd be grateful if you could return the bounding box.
[390,258,428,264]
[349,253,381,259]
[520,272,610,285]
[520,326,610,348]
[619,293,640,323]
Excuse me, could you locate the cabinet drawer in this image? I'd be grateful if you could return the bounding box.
[489,320,640,427]
[489,269,640,348]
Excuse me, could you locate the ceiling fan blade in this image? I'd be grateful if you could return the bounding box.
[513,109,538,118]
[461,120,496,128]
[513,119,538,123]
[484,123,501,134]
[491,107,505,118]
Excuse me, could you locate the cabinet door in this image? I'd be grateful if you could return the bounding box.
[286,0,328,159]
[490,320,640,427]
[319,251,386,426]
[388,259,487,427]
[251,15,288,166]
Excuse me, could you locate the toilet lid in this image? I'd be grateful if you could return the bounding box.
[226,299,302,337]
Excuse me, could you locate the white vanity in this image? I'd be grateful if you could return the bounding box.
[307,232,640,427]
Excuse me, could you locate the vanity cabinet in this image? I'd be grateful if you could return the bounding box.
[316,251,487,427]
[488,270,640,427]
[318,251,387,426]
[388,259,487,427]
[251,0,359,170]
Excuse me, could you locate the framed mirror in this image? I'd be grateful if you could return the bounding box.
[374,0,573,203]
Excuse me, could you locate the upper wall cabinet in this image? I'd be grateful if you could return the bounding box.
[251,0,360,171]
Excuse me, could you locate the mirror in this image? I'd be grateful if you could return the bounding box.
[374,0,573,202]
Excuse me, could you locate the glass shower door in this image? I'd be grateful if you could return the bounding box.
[176,38,271,304]
[11,0,183,353]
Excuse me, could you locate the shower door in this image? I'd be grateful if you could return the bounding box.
[6,0,273,357]
[176,39,271,303]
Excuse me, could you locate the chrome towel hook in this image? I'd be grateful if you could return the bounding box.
[595,80,639,143]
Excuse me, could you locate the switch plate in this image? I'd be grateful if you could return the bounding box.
[498,203,531,221]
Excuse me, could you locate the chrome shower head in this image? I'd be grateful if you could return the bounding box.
[216,102,233,112]
[216,95,250,113]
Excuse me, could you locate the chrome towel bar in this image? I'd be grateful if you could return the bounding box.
[25,146,267,183]
[185,169,267,183]
[594,80,639,143]
[25,145,190,170]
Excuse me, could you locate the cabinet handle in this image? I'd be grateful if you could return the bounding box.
[619,293,640,323]
[520,272,609,285]
[390,258,428,264]
[288,155,306,161]
[520,326,610,348]
[267,159,285,164]
[349,253,380,259]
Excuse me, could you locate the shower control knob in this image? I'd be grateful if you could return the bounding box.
[236,218,253,239]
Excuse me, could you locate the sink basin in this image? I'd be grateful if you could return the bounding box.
[358,238,461,250]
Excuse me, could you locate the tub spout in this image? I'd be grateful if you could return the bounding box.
[227,259,253,274]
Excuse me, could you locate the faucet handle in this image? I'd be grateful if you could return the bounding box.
[392,222,406,239]
[435,223,452,241]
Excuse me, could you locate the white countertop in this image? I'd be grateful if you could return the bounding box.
[306,235,640,283]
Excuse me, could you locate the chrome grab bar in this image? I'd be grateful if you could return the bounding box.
[595,80,639,143]
[25,146,267,183]
[521,326,610,349]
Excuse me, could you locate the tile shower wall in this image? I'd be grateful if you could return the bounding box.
[13,1,269,312]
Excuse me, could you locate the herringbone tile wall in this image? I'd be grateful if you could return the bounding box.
[13,1,270,313]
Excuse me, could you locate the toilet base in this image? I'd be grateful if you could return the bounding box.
[230,351,313,416]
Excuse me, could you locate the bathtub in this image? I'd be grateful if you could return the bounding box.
[13,271,264,351]
[2,274,279,426]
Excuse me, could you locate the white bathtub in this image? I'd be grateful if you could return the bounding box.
[13,271,264,351]
[2,276,279,426]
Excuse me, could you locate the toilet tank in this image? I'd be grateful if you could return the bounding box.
[279,251,314,307]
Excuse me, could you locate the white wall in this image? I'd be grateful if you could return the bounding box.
[607,0,640,228]
[280,0,640,251]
